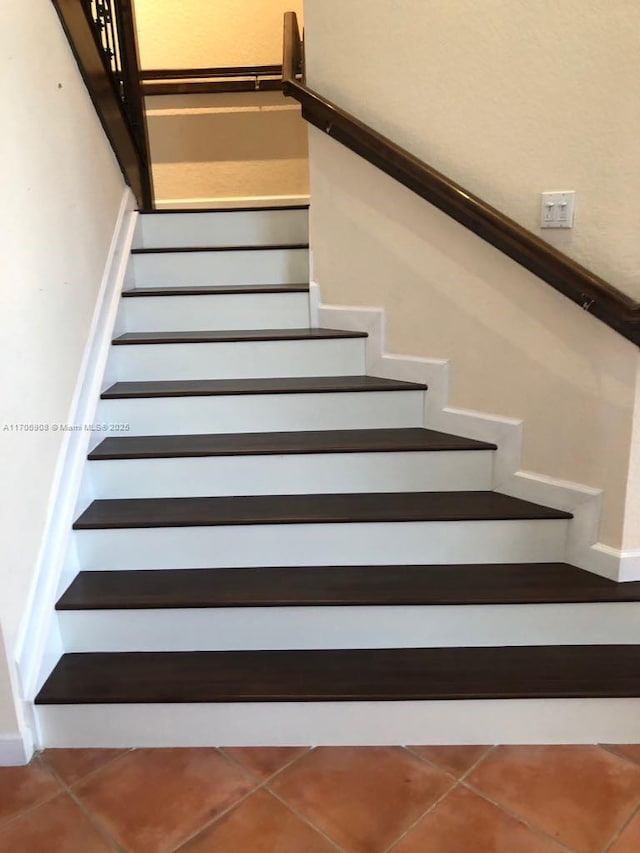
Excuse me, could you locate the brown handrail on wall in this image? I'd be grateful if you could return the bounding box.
[143,65,283,80]
[282,12,640,346]
[52,0,153,208]
[141,66,285,97]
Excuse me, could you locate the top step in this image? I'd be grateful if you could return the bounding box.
[137,207,309,250]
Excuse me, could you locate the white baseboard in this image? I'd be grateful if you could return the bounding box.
[580,544,640,583]
[316,291,636,581]
[0,734,32,767]
[154,195,310,210]
[13,189,138,718]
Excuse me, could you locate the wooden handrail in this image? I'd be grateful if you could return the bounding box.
[53,0,153,208]
[115,0,153,207]
[142,65,283,80]
[283,12,639,346]
[141,65,285,97]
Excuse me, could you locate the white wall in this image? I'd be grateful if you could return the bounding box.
[0,1,126,741]
[622,362,640,550]
[0,626,19,746]
[134,0,304,69]
[308,133,640,552]
[304,0,640,554]
[305,0,640,299]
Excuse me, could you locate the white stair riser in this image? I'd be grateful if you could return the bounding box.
[96,390,426,435]
[86,451,494,498]
[108,338,366,381]
[74,519,569,570]
[130,248,309,287]
[139,209,309,249]
[36,698,640,747]
[119,292,310,333]
[58,602,640,653]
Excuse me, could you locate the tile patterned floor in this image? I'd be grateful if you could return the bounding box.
[1,745,640,852]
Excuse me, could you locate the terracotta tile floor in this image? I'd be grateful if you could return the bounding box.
[1,745,640,852]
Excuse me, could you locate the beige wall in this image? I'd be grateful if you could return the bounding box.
[134,0,304,69]
[135,1,309,205]
[308,129,640,551]
[304,0,640,552]
[0,626,19,744]
[0,0,125,737]
[305,0,640,299]
[147,92,309,206]
[622,362,640,550]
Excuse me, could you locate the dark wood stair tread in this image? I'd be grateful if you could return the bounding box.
[122,284,309,297]
[56,563,640,611]
[139,204,309,214]
[35,646,640,704]
[112,328,367,345]
[101,375,428,399]
[73,491,571,530]
[131,243,309,254]
[89,428,495,460]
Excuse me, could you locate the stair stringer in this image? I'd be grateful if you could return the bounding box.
[13,191,139,724]
[312,283,633,582]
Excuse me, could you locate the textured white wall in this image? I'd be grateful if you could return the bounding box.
[305,0,640,298]
[304,1,640,551]
[308,129,640,552]
[0,0,125,736]
[134,0,304,69]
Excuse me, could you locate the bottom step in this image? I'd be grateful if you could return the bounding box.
[36,647,640,704]
[34,648,640,746]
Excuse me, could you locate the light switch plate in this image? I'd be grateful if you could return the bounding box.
[541,191,576,229]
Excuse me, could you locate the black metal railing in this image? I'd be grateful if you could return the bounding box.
[82,0,151,188]
[52,0,153,207]
[84,0,121,80]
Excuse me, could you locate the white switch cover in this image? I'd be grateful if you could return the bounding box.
[541,191,576,228]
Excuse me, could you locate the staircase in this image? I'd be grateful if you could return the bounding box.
[34,205,640,747]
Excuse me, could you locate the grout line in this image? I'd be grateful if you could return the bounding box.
[383,777,460,851]
[402,745,458,776]
[0,750,130,838]
[0,793,65,836]
[264,784,344,851]
[402,744,496,782]
[459,745,497,781]
[416,744,572,851]
[385,745,496,851]
[171,748,320,852]
[170,784,260,851]
[597,744,640,851]
[219,745,314,785]
[183,745,496,853]
[170,750,265,851]
[0,756,65,835]
[461,780,575,852]
[40,747,134,789]
[600,744,640,769]
[64,788,124,852]
[603,798,640,852]
[42,757,125,852]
